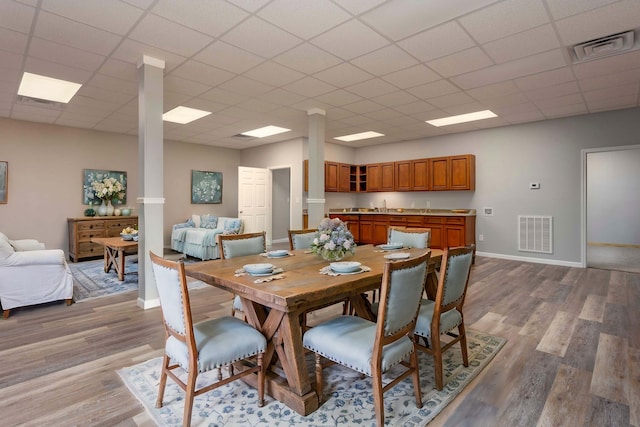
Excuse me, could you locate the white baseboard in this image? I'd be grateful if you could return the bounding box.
[137,297,160,309]
[476,251,584,268]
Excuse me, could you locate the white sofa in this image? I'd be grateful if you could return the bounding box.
[171,215,244,261]
[0,232,74,319]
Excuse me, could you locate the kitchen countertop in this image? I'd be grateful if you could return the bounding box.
[328,208,476,217]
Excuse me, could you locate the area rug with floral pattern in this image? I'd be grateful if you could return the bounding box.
[117,329,505,426]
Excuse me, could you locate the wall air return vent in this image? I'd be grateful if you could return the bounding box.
[571,30,638,63]
[518,215,552,254]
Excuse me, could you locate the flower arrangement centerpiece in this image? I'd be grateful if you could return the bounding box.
[91,177,125,215]
[310,218,356,262]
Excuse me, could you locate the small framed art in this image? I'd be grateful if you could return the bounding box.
[191,170,222,204]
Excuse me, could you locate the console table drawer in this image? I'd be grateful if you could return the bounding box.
[78,230,105,242]
[77,242,103,256]
[77,221,105,232]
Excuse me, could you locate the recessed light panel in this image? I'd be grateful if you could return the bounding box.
[334,131,385,142]
[163,106,212,124]
[17,72,82,103]
[241,125,291,138]
[426,110,497,127]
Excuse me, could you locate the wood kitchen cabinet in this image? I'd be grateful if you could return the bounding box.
[429,154,475,191]
[305,160,358,193]
[325,161,339,192]
[396,159,430,191]
[394,160,412,191]
[367,163,394,192]
[68,216,138,262]
[338,163,357,192]
[429,157,449,191]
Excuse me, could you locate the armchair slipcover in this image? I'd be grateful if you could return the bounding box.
[0,232,73,318]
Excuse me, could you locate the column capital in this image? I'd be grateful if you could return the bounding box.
[307,108,326,116]
[137,55,165,69]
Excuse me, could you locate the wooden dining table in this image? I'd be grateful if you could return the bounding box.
[185,244,443,416]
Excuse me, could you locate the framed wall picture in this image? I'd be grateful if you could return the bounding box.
[83,169,127,205]
[0,161,7,204]
[191,170,222,204]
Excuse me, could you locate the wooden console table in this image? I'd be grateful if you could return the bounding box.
[68,216,138,262]
[90,237,138,281]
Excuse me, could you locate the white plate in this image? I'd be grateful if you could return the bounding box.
[330,261,362,273]
[378,243,403,250]
[249,267,283,277]
[267,250,289,258]
[384,252,410,260]
[243,263,274,274]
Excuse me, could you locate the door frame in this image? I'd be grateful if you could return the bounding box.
[581,143,640,267]
[269,164,292,244]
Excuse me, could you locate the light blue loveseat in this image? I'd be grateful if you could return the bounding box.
[171,215,244,260]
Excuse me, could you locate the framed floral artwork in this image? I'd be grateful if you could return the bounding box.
[0,161,7,204]
[83,169,127,205]
[191,170,222,204]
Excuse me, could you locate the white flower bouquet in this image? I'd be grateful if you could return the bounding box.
[311,218,356,261]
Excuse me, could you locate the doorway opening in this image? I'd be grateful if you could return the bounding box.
[271,167,291,245]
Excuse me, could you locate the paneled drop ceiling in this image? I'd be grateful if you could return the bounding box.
[1,0,639,149]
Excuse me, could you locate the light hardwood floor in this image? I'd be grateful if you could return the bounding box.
[1,256,638,426]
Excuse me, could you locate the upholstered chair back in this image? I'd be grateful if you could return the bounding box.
[217,232,266,259]
[387,227,431,249]
[288,229,317,250]
[440,247,474,308]
[150,254,190,337]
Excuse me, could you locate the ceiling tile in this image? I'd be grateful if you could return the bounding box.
[381,65,440,89]
[225,0,271,13]
[194,42,265,74]
[34,11,122,55]
[371,90,419,107]
[572,50,640,80]
[98,59,138,82]
[200,87,251,106]
[0,50,24,73]
[0,27,28,54]
[0,0,35,33]
[257,88,307,106]
[408,80,460,99]
[219,76,275,97]
[583,83,638,103]
[129,14,214,57]
[350,45,419,76]
[364,107,404,121]
[244,58,304,87]
[514,67,576,91]
[331,0,386,15]
[489,101,540,115]
[111,39,186,72]
[392,101,436,115]
[164,75,211,97]
[342,99,384,114]
[258,0,351,40]
[587,95,637,112]
[280,76,336,98]
[314,89,364,107]
[459,0,549,44]
[451,49,567,89]
[346,78,396,98]
[76,85,135,106]
[554,0,640,45]
[480,92,531,108]
[41,0,143,35]
[87,74,137,95]
[314,63,373,87]
[466,80,519,100]
[274,43,342,74]
[578,68,640,91]
[151,0,248,37]
[23,56,92,83]
[360,0,501,40]
[28,38,105,72]
[534,92,584,109]
[427,92,477,109]
[171,60,236,87]
[222,17,302,57]
[427,47,494,77]
[540,102,588,117]
[483,24,561,64]
[525,81,580,101]
[311,19,389,60]
[545,0,619,20]
[501,109,545,123]
[398,21,475,62]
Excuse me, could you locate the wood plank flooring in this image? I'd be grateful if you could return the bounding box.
[1,255,638,426]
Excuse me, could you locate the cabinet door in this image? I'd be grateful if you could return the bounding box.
[429,157,449,191]
[303,160,308,192]
[347,219,359,242]
[338,163,352,192]
[373,222,389,245]
[445,226,465,248]
[359,220,374,244]
[424,217,444,249]
[412,159,429,191]
[366,164,381,191]
[325,161,338,192]
[380,163,394,191]
[395,161,412,191]
[450,154,475,190]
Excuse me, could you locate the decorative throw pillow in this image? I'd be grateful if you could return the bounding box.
[223,219,242,235]
[200,215,218,229]
[174,219,194,230]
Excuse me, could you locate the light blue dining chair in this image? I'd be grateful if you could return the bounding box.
[413,245,474,391]
[217,232,267,319]
[303,251,430,426]
[387,226,431,248]
[149,251,266,427]
[287,228,317,250]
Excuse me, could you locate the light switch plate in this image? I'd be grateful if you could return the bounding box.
[483,207,494,216]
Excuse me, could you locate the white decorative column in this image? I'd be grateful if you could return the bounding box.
[307,108,326,227]
[136,55,165,309]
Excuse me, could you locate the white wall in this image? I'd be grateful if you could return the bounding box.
[587,148,640,244]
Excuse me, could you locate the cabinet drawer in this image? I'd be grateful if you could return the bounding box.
[446,217,464,225]
[78,242,103,256]
[78,230,106,242]
[77,221,105,232]
[424,217,443,225]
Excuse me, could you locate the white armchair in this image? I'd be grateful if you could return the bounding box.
[0,232,73,319]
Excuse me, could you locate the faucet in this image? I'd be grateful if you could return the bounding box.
[382,199,387,213]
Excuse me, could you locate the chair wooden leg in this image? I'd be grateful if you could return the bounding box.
[431,333,444,391]
[372,366,385,427]
[410,348,423,409]
[183,369,197,427]
[458,323,469,367]
[155,354,170,408]
[314,353,324,401]
[257,353,265,407]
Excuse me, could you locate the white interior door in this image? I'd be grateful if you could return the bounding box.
[238,166,271,244]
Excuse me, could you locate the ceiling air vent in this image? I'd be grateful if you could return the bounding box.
[17,95,64,108]
[571,30,638,63]
[231,133,256,141]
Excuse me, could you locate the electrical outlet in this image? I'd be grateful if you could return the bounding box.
[479,234,484,241]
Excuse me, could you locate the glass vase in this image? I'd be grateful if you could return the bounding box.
[97,200,108,216]
[322,249,345,262]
